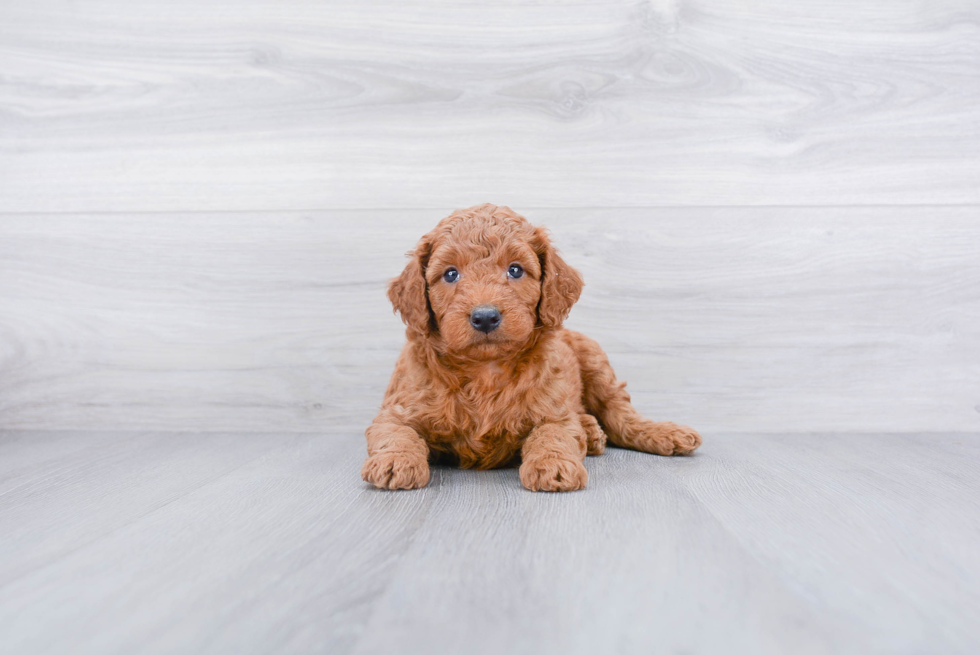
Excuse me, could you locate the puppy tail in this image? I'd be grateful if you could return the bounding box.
[563,330,702,456]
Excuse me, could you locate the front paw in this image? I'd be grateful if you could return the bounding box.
[519,456,588,492]
[361,451,430,490]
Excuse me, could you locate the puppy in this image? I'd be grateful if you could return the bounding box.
[363,204,701,492]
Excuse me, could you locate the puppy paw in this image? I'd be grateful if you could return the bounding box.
[580,414,607,456]
[361,451,430,490]
[633,420,701,456]
[519,456,588,492]
[667,422,702,455]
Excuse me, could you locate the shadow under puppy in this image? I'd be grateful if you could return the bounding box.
[363,204,701,492]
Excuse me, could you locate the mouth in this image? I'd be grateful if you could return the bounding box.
[465,331,509,352]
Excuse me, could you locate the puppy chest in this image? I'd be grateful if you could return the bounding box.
[412,386,533,452]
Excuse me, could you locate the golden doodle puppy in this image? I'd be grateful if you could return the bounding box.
[363,204,701,492]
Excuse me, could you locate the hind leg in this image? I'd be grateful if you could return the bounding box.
[580,413,607,456]
[564,330,701,456]
[608,417,701,456]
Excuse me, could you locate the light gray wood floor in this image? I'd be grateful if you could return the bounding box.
[1,430,978,654]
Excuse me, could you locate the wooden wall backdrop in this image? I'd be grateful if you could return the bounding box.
[1,0,979,434]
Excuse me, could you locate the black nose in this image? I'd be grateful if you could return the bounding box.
[470,305,502,333]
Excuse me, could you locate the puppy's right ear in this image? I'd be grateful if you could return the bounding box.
[387,237,433,337]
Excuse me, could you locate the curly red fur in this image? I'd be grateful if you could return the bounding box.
[362,204,702,492]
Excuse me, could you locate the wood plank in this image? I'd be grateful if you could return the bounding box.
[353,433,980,654]
[675,432,980,654]
[1,207,977,433]
[0,431,436,655]
[0,430,291,587]
[1,431,977,654]
[355,434,980,654]
[352,452,857,655]
[1,0,978,211]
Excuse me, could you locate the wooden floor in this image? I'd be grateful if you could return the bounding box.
[2,0,979,652]
[1,430,978,654]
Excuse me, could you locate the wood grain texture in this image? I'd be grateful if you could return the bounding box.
[1,430,977,654]
[3,4,978,653]
[1,0,978,212]
[2,207,978,433]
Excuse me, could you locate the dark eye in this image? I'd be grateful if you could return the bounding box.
[507,263,524,279]
[443,268,459,283]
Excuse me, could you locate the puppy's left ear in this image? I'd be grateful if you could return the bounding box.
[534,226,583,329]
[388,236,434,337]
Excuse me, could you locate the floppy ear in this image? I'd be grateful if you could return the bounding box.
[534,226,583,329]
[387,237,434,337]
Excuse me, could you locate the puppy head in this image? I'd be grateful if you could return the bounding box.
[388,204,582,359]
